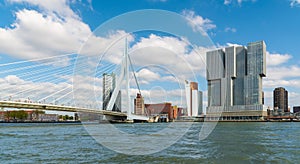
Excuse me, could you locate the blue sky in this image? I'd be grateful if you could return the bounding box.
[0,0,300,111]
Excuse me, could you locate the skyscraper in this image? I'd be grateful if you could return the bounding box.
[185,81,203,117]
[103,73,121,112]
[273,87,288,112]
[206,41,267,120]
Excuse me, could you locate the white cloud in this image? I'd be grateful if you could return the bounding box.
[224,27,237,33]
[182,10,216,36]
[134,68,181,85]
[0,1,91,60]
[136,68,161,84]
[224,0,231,5]
[226,43,243,47]
[264,51,298,82]
[148,0,168,2]
[0,0,214,110]
[129,34,211,83]
[266,65,300,80]
[263,79,300,88]
[266,52,292,66]
[4,75,25,85]
[0,75,73,103]
[224,0,256,5]
[8,0,78,18]
[0,0,135,71]
[290,0,300,7]
[0,73,106,108]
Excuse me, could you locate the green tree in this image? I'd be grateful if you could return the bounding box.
[16,110,28,120]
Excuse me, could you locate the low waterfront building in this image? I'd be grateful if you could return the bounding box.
[145,103,173,120]
[38,114,58,122]
[293,106,300,114]
[0,111,5,121]
[177,107,185,117]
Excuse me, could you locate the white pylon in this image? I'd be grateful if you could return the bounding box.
[105,38,132,118]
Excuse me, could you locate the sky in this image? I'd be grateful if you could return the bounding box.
[0,0,300,112]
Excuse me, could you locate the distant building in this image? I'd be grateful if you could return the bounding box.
[102,73,121,112]
[262,91,264,105]
[171,106,178,120]
[145,103,172,119]
[185,81,203,117]
[273,87,288,112]
[0,110,58,122]
[206,41,267,120]
[293,106,300,114]
[134,93,145,115]
[0,111,5,121]
[38,114,58,121]
[177,107,185,117]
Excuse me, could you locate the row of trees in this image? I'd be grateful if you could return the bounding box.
[2,110,78,122]
[3,110,45,121]
[58,115,74,120]
[5,110,28,121]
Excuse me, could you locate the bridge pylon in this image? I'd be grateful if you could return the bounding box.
[105,38,149,122]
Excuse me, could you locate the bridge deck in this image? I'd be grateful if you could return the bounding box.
[0,101,127,117]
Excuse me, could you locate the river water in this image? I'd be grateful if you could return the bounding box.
[1,122,300,163]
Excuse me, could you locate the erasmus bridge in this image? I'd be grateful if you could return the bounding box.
[0,41,149,122]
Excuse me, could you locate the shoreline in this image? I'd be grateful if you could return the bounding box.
[0,120,82,123]
[1,120,300,124]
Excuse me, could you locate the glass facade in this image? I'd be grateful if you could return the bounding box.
[206,41,266,113]
[103,73,121,111]
[208,79,221,106]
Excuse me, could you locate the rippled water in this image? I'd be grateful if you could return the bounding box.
[1,122,300,163]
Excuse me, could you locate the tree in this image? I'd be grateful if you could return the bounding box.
[16,110,28,121]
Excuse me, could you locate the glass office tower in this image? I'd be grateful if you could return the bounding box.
[206,41,267,120]
[103,73,121,112]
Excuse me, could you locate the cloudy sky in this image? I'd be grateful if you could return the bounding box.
[0,0,300,112]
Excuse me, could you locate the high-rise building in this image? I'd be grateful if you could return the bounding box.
[273,87,288,112]
[103,73,121,112]
[134,93,145,115]
[185,81,203,117]
[206,41,267,120]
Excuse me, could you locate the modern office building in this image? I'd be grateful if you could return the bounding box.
[185,80,203,117]
[102,73,121,112]
[206,41,267,120]
[273,87,288,112]
[134,93,145,115]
